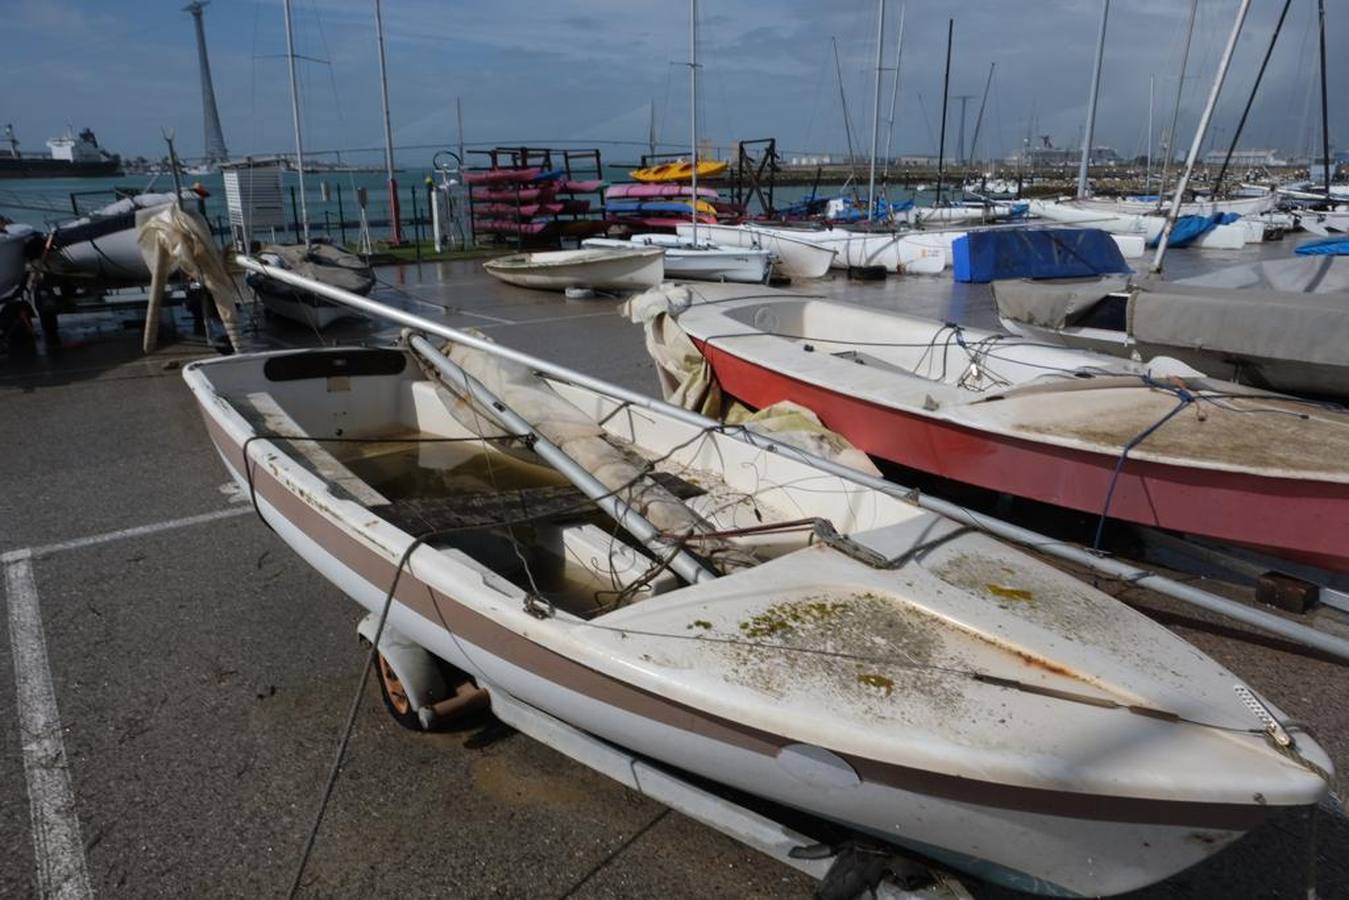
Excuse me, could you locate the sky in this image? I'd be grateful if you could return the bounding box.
[2,0,1344,166]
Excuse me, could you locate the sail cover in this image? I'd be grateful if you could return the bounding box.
[1130,282,1349,369]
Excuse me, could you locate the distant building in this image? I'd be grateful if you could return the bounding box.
[1019,137,1118,168]
[1202,148,1286,167]
[788,155,835,166]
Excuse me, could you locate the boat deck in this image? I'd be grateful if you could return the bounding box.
[1,251,1346,897]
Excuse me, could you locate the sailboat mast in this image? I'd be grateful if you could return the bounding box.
[1318,0,1331,202]
[456,96,465,163]
[1213,0,1293,197]
[883,4,906,184]
[866,0,886,221]
[282,0,309,243]
[1145,75,1154,195]
[374,0,402,244]
[1157,0,1198,208]
[969,62,995,172]
[1150,0,1251,274]
[1076,0,1110,199]
[689,0,698,244]
[933,19,953,206]
[831,37,860,184]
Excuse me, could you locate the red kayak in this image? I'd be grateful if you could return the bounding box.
[644,284,1349,574]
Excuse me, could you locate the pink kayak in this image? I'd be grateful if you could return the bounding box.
[473,185,557,202]
[606,183,721,201]
[464,167,543,185]
[472,219,553,235]
[558,179,605,193]
[475,202,565,217]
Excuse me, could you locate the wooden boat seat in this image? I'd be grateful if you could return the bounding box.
[234,392,390,506]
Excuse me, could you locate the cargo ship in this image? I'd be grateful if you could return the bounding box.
[0,124,121,179]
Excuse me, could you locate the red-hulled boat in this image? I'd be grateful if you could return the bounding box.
[628,284,1349,573]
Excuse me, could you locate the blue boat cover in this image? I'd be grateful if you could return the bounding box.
[1295,237,1349,256]
[606,200,700,215]
[1147,213,1219,248]
[951,227,1131,283]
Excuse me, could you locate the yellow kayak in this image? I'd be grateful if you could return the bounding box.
[629,159,729,183]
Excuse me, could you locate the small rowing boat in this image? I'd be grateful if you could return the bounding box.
[483,247,664,292]
[583,234,771,284]
[247,241,375,330]
[184,332,1331,898]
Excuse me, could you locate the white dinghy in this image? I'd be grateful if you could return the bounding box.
[247,241,376,330]
[674,222,837,279]
[583,234,771,284]
[483,247,663,292]
[185,261,1332,898]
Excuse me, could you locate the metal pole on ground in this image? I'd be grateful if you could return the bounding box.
[235,253,1349,664]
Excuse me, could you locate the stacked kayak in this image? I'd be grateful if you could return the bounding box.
[604,182,746,233]
[630,158,728,182]
[467,165,605,242]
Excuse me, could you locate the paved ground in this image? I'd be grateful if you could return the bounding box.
[1,255,1345,898]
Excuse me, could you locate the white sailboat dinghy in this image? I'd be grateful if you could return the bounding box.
[584,234,771,284]
[185,323,1331,896]
[482,247,664,292]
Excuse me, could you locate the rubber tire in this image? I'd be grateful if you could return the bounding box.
[374,651,422,731]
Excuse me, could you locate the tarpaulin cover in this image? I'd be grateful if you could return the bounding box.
[1295,237,1349,257]
[952,227,1130,283]
[992,275,1131,328]
[1131,281,1349,368]
[1147,214,1218,248]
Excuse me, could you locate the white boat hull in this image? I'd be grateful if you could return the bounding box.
[674,223,837,279]
[257,291,353,329]
[484,248,664,292]
[184,346,1331,897]
[1074,193,1274,217]
[0,225,35,298]
[584,236,771,284]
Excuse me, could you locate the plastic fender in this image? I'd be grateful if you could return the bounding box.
[357,613,450,722]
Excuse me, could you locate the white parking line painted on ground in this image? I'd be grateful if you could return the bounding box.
[3,551,93,899]
[479,310,617,329]
[21,507,252,561]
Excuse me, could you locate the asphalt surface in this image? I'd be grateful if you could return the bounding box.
[1,255,1345,898]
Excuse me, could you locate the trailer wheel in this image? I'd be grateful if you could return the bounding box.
[375,652,421,730]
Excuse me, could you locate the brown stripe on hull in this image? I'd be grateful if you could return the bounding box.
[199,407,1276,831]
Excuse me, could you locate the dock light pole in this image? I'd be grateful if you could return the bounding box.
[1150,0,1251,273]
[1076,0,1109,199]
[375,0,402,244]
